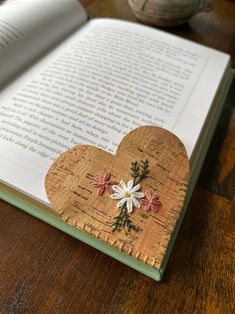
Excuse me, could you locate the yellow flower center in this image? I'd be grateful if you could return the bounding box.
[124,191,131,197]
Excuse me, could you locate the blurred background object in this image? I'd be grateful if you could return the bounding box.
[128,0,213,27]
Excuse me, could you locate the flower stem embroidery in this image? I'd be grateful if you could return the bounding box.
[131,160,149,185]
[111,159,149,233]
[112,204,138,233]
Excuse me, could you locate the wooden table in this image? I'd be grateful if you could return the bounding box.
[1,1,234,313]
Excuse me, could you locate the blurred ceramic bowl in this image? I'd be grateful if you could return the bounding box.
[128,0,213,27]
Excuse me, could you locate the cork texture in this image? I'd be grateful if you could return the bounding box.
[45,126,189,269]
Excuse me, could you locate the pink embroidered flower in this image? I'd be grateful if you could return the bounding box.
[140,191,161,211]
[93,173,116,196]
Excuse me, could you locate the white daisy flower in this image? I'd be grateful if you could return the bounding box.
[111,180,144,213]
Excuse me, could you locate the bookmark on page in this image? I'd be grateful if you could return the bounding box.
[45,126,189,269]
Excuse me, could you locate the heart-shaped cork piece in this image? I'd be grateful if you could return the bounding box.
[45,126,189,269]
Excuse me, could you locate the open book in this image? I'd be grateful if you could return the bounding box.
[0,0,233,280]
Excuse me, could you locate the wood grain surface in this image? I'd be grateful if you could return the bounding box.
[0,0,235,313]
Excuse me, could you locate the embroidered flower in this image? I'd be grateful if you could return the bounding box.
[140,191,161,211]
[93,173,116,196]
[111,180,144,213]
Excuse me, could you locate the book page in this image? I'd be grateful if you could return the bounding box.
[0,19,230,204]
[0,0,87,87]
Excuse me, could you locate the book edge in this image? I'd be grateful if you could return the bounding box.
[0,188,161,281]
[158,68,235,278]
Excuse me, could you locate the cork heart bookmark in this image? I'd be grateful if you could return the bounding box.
[45,126,189,269]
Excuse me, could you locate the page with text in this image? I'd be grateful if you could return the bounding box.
[0,18,230,204]
[0,0,87,87]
